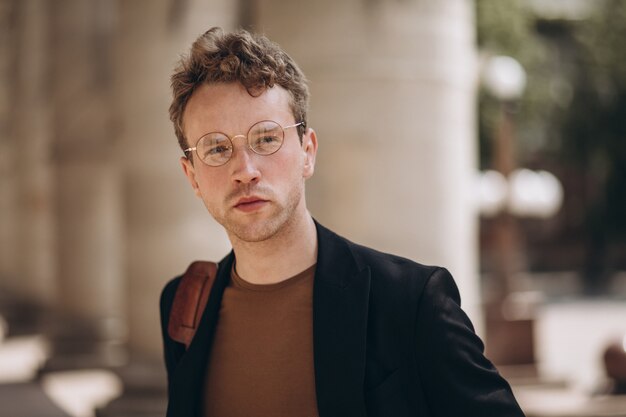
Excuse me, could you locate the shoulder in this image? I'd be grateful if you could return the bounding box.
[350,239,438,275]
[321,226,457,315]
[316,222,457,303]
[330,232,470,364]
[317,222,441,280]
[344,237,445,294]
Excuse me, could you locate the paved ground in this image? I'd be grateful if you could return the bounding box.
[0,382,70,417]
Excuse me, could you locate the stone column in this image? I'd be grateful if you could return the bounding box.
[114,0,236,359]
[0,0,56,307]
[48,0,125,367]
[0,0,19,294]
[259,0,482,329]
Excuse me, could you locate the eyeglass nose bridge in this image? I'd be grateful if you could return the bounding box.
[227,133,269,167]
[229,133,255,156]
[231,134,247,142]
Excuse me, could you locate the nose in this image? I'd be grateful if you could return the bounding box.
[229,135,261,184]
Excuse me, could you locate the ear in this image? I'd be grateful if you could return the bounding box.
[302,128,318,179]
[180,156,202,198]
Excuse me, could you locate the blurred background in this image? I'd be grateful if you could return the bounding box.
[1,0,625,416]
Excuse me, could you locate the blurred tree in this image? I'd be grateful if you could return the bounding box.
[476,0,626,294]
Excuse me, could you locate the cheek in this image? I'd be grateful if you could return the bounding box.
[194,170,222,200]
[273,157,305,184]
[279,145,307,173]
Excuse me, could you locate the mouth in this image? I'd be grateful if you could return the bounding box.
[233,196,269,212]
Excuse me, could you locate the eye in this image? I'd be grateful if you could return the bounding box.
[198,134,231,158]
[257,135,279,145]
[251,133,282,153]
[207,144,231,155]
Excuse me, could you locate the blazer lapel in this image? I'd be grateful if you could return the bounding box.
[167,251,234,417]
[313,222,371,417]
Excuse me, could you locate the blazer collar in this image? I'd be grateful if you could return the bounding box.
[168,221,371,417]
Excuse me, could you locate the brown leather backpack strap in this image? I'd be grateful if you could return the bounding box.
[168,261,218,349]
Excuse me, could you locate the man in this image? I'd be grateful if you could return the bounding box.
[160,27,525,417]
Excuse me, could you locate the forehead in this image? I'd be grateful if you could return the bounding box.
[183,82,293,142]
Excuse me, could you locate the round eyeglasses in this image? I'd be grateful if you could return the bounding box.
[184,120,304,167]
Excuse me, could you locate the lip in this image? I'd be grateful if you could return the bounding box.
[233,196,269,212]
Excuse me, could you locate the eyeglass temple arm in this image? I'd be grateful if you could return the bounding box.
[285,121,305,129]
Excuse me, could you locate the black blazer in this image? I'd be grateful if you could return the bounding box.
[160,222,525,417]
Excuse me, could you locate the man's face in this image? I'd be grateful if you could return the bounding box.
[180,82,317,243]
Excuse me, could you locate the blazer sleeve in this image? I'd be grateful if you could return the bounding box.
[415,268,525,417]
[159,277,186,389]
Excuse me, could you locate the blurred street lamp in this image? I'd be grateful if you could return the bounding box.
[508,169,563,218]
[477,170,508,217]
[483,55,527,101]
[479,55,564,291]
[477,168,564,219]
[479,55,558,371]
[482,55,528,299]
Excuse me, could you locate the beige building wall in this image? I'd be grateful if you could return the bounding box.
[0,0,20,294]
[1,0,56,305]
[49,0,126,336]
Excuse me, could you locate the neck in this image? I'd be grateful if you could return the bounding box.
[228,207,318,285]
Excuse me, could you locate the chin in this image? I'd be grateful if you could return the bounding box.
[228,218,283,243]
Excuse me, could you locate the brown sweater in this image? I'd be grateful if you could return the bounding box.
[203,264,319,417]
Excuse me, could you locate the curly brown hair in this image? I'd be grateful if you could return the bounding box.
[169,27,309,155]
